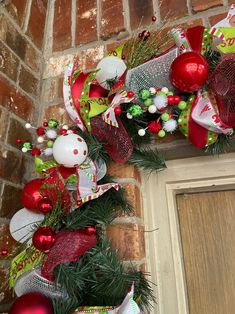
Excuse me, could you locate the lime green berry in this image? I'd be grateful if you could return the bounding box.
[158,130,166,138]
[140,89,150,100]
[167,91,174,96]
[161,113,170,121]
[47,140,54,148]
[23,141,32,149]
[48,119,58,128]
[144,98,153,107]
[156,91,166,97]
[178,101,187,110]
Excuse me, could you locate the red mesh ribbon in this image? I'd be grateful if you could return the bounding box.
[41,230,97,281]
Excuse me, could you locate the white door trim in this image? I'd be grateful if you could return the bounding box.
[141,152,235,314]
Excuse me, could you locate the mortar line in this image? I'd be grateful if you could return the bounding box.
[122,0,131,34]
[22,0,32,33]
[71,0,76,47]
[96,0,101,40]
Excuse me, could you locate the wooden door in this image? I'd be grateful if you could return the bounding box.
[176,191,235,314]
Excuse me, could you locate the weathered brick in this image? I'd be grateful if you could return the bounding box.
[0,76,34,120]
[5,0,27,27]
[192,0,223,12]
[100,0,125,40]
[0,107,8,141]
[208,12,227,26]
[18,65,39,97]
[43,103,72,125]
[76,0,97,45]
[82,46,105,69]
[24,43,41,73]
[0,146,26,184]
[122,184,143,218]
[106,224,145,260]
[107,162,141,182]
[129,0,154,30]
[57,76,64,99]
[53,0,72,51]
[160,0,188,21]
[0,41,19,81]
[1,185,22,218]
[27,0,48,49]
[7,118,32,149]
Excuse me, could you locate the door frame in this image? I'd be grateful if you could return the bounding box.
[141,152,235,314]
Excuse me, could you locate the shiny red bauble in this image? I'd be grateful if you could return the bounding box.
[21,179,44,211]
[36,127,45,136]
[114,107,122,116]
[170,51,209,92]
[9,292,53,314]
[32,226,55,253]
[37,196,53,214]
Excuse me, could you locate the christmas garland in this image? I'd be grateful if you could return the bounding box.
[6,5,235,314]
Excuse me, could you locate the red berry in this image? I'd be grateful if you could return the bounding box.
[152,16,157,22]
[167,95,175,105]
[121,54,126,60]
[37,127,45,136]
[173,95,181,104]
[144,31,151,40]
[148,121,162,133]
[114,107,122,116]
[16,138,22,144]
[127,91,134,98]
[31,148,41,156]
[84,227,96,235]
[156,88,161,92]
[59,128,67,135]
[43,121,48,127]
[1,248,8,256]
[159,107,166,112]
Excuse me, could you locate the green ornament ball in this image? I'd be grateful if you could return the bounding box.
[156,91,166,97]
[48,119,58,128]
[158,130,166,138]
[178,101,187,110]
[167,91,174,96]
[161,113,170,121]
[144,98,153,107]
[23,141,32,149]
[47,140,54,148]
[140,89,150,100]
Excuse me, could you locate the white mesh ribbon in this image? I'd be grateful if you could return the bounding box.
[125,48,178,100]
[14,266,68,299]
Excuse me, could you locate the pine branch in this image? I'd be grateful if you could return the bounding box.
[52,297,78,314]
[205,134,234,155]
[128,148,166,172]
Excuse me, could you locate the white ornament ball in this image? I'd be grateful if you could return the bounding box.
[96,56,127,89]
[163,119,178,132]
[37,136,44,143]
[53,133,88,167]
[21,147,28,153]
[153,95,168,110]
[149,87,156,95]
[148,105,157,114]
[25,123,31,129]
[46,129,57,139]
[62,125,69,130]
[138,129,146,136]
[44,148,53,156]
[126,112,133,119]
[10,208,44,243]
[161,87,169,94]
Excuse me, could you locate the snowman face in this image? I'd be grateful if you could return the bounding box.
[53,134,88,168]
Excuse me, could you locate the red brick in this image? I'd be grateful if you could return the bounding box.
[160,0,188,21]
[100,0,125,40]
[0,107,8,141]
[24,43,41,73]
[27,0,48,49]
[121,184,143,218]
[0,146,26,184]
[106,224,145,260]
[108,162,141,182]
[18,65,39,97]
[76,0,97,45]
[208,12,227,26]
[53,0,72,51]
[0,41,19,81]
[0,76,34,120]
[5,0,27,26]
[7,118,32,149]
[1,185,22,218]
[57,76,64,99]
[43,103,72,125]
[82,46,105,69]
[129,0,154,30]
[192,0,223,12]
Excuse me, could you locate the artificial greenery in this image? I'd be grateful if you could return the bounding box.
[129,148,166,172]
[205,133,234,155]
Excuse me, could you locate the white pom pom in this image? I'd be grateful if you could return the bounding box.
[44,148,53,156]
[22,147,28,153]
[153,95,167,110]
[149,87,156,95]
[161,87,169,94]
[163,119,178,132]
[138,129,146,136]
[126,113,133,119]
[25,123,31,129]
[62,125,69,130]
[148,105,157,114]
[37,136,44,143]
[46,129,57,139]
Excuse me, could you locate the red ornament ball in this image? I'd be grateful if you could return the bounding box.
[37,197,53,214]
[114,107,122,116]
[170,51,209,92]
[84,226,96,235]
[148,121,162,133]
[173,95,181,104]
[1,248,8,256]
[9,292,53,314]
[37,127,45,136]
[127,90,134,98]
[59,128,67,135]
[43,121,48,127]
[167,95,175,105]
[16,138,22,145]
[32,226,55,253]
[31,148,41,156]
[21,179,44,211]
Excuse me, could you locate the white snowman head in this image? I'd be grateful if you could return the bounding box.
[53,133,88,168]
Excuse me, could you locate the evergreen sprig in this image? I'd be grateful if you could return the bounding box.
[205,134,234,155]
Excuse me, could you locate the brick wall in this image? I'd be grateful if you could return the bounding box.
[0,0,231,311]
